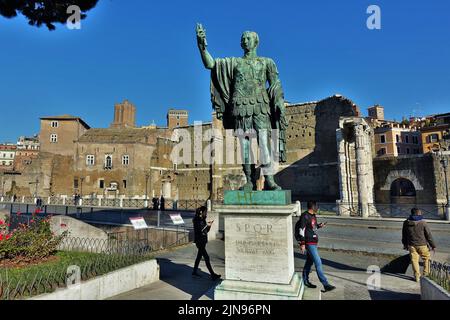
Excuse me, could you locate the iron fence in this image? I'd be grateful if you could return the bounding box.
[122,199,146,208]
[82,198,99,207]
[0,237,154,300]
[369,203,446,219]
[1,198,448,220]
[49,197,64,205]
[428,260,450,292]
[0,197,208,211]
[23,196,34,204]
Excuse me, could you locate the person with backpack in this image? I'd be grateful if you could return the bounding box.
[295,201,336,292]
[402,208,437,282]
[192,206,221,281]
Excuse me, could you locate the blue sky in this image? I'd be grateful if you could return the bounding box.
[0,0,449,142]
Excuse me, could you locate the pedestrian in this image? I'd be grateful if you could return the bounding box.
[152,197,159,210]
[160,195,165,211]
[192,206,221,280]
[402,208,436,282]
[13,194,17,202]
[295,201,336,292]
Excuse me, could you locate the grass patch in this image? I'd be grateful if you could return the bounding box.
[0,250,154,300]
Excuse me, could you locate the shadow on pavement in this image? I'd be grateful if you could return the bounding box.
[157,258,219,300]
[380,254,411,274]
[294,252,366,272]
[369,289,420,300]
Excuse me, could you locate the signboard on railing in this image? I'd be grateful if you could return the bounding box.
[169,214,185,225]
[129,217,148,230]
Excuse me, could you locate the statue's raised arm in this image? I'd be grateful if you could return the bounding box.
[196,23,215,69]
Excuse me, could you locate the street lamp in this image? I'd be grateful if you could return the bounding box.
[0,173,5,198]
[145,171,150,205]
[80,177,84,199]
[441,157,450,221]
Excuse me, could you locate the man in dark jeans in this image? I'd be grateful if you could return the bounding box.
[192,206,221,280]
[295,201,336,292]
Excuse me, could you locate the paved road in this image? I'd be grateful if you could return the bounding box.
[110,240,421,300]
[312,216,450,262]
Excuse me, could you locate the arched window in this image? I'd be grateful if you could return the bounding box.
[390,178,416,197]
[105,155,112,169]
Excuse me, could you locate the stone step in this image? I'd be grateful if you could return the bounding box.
[302,287,321,300]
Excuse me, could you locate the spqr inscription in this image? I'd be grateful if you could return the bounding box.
[236,223,273,235]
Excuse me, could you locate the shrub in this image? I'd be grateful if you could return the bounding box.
[0,216,68,263]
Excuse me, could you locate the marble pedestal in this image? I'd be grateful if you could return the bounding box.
[214,199,303,300]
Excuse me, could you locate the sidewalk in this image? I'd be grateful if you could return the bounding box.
[110,240,422,300]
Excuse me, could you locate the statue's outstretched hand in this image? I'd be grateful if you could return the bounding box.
[196,23,208,50]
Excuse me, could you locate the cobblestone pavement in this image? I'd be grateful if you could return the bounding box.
[111,240,422,300]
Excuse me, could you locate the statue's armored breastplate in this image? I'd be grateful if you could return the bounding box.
[231,58,271,117]
[233,58,267,98]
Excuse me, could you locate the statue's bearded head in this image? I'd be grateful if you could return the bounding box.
[241,31,259,52]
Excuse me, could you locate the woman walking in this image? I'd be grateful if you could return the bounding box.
[192,206,221,280]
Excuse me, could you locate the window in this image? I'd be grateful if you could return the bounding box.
[406,148,410,154]
[413,136,419,144]
[122,155,130,166]
[51,121,59,128]
[397,146,401,154]
[405,135,409,144]
[104,155,112,169]
[378,148,386,156]
[99,179,104,189]
[123,180,127,189]
[74,178,79,189]
[428,134,439,143]
[380,135,386,144]
[396,135,400,143]
[86,155,95,166]
[50,134,58,143]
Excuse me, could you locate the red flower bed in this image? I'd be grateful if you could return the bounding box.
[0,216,68,264]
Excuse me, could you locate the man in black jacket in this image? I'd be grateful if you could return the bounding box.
[192,206,221,280]
[295,201,335,292]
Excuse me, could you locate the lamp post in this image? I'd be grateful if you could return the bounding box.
[145,171,150,206]
[80,177,84,198]
[1,173,5,198]
[441,157,450,221]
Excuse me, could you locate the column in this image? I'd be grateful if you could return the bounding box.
[355,124,369,218]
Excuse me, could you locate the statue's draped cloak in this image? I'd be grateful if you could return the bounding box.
[210,57,288,163]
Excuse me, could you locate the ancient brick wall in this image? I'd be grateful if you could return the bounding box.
[373,154,438,204]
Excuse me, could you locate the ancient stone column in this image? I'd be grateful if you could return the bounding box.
[355,123,369,218]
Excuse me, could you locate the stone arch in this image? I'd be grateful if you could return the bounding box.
[381,170,423,191]
[390,178,416,197]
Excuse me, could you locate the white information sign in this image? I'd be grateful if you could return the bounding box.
[129,217,148,230]
[169,214,185,225]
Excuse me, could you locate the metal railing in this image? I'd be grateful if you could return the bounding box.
[0,197,207,211]
[0,237,154,300]
[2,198,448,220]
[428,260,450,292]
[368,203,446,219]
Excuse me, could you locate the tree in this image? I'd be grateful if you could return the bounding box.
[400,117,410,127]
[0,0,99,30]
